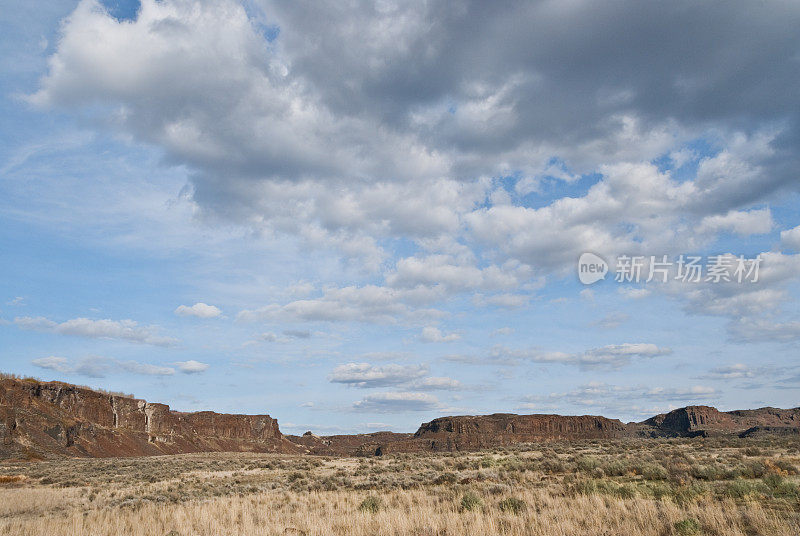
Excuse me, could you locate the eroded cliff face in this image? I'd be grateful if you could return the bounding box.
[0,378,300,458]
[640,405,800,437]
[395,413,629,452]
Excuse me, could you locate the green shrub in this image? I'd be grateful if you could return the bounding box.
[479,456,496,468]
[723,479,769,499]
[602,460,629,477]
[433,472,458,485]
[691,464,725,481]
[769,478,800,499]
[287,471,305,482]
[498,497,526,514]
[674,518,701,536]
[358,495,382,513]
[460,491,482,511]
[644,482,672,499]
[640,463,668,481]
[671,483,709,506]
[577,456,600,472]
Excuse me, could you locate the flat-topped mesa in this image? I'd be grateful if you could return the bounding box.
[0,377,298,458]
[406,413,628,451]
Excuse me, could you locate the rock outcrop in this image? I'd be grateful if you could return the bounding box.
[286,431,413,456]
[639,405,800,438]
[0,377,300,458]
[402,413,629,451]
[2,375,798,459]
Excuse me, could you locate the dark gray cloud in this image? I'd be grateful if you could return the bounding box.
[266,0,800,184]
[33,1,800,228]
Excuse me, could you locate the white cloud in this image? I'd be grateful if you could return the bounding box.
[32,355,174,377]
[411,377,463,391]
[15,316,177,346]
[419,326,460,343]
[174,360,210,374]
[117,360,175,376]
[31,1,800,273]
[352,392,441,413]
[328,363,428,388]
[701,364,755,380]
[781,225,800,251]
[664,251,800,343]
[237,285,445,324]
[387,255,532,292]
[519,382,718,418]
[260,332,280,342]
[490,343,671,369]
[728,318,800,343]
[174,302,222,318]
[30,356,71,374]
[697,208,773,236]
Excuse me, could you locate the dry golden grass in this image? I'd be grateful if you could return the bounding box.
[0,437,798,535]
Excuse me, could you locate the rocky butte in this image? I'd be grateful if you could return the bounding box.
[1,375,798,459]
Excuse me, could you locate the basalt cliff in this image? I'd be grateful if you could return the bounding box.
[1,376,798,459]
[0,377,301,458]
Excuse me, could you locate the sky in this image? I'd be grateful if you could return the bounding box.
[0,0,798,434]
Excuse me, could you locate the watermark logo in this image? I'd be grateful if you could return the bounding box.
[578,252,608,285]
[578,253,762,285]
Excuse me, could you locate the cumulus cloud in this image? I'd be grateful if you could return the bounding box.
[328,362,465,393]
[15,316,177,346]
[175,360,210,374]
[329,363,428,388]
[352,392,442,413]
[174,303,222,318]
[664,251,800,342]
[781,225,800,251]
[30,0,800,274]
[386,255,532,292]
[419,326,460,343]
[18,0,800,417]
[696,208,773,236]
[32,355,174,377]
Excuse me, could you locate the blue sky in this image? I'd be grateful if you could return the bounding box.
[1,0,799,434]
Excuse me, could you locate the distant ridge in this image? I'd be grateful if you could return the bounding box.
[1,375,798,459]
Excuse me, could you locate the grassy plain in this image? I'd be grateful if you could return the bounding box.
[0,437,798,535]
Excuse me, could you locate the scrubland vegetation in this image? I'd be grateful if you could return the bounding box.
[0,437,798,535]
